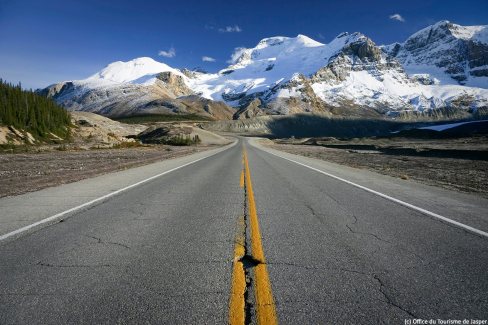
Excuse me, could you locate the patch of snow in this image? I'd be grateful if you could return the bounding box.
[450,24,488,43]
[419,120,487,131]
[276,87,301,98]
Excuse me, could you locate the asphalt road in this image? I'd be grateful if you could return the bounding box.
[1,137,487,324]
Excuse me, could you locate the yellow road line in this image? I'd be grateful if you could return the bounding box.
[229,216,246,325]
[243,148,278,325]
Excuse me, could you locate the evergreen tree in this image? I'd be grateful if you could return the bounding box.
[0,79,71,140]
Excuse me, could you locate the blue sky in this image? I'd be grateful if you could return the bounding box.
[1,0,487,89]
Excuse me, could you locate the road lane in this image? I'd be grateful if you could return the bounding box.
[251,138,488,233]
[0,141,243,324]
[0,143,235,240]
[246,139,488,323]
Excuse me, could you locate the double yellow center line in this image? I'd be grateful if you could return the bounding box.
[229,147,278,325]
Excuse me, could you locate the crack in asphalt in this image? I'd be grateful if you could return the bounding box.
[345,222,425,262]
[84,235,131,249]
[265,260,419,318]
[232,159,272,325]
[304,203,327,224]
[350,213,358,225]
[345,224,392,244]
[36,261,114,268]
[241,179,254,325]
[373,273,418,318]
[317,187,342,206]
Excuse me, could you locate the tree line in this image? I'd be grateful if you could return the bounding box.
[0,79,71,140]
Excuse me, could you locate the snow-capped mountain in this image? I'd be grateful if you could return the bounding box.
[86,57,184,84]
[41,21,488,119]
[383,21,488,87]
[40,57,234,119]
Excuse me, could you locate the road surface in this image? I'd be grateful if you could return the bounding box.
[1,137,487,324]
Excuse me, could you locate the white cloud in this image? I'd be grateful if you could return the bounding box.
[227,47,248,64]
[158,47,176,58]
[202,56,216,62]
[219,25,242,33]
[389,14,405,22]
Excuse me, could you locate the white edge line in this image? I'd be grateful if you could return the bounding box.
[0,142,236,242]
[258,144,488,239]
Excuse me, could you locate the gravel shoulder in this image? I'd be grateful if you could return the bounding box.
[0,145,218,198]
[264,137,488,197]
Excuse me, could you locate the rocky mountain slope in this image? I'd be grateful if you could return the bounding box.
[39,57,235,119]
[40,21,488,120]
[383,21,488,87]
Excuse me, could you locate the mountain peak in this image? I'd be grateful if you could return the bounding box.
[329,31,367,47]
[433,20,451,27]
[255,34,323,49]
[407,20,487,44]
[387,21,488,86]
[295,34,324,47]
[334,31,363,39]
[129,57,161,65]
[256,36,288,48]
[229,34,324,67]
[86,57,181,84]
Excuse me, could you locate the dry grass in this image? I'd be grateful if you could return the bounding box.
[267,141,488,197]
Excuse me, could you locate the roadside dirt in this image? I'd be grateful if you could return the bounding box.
[0,145,216,198]
[265,137,488,197]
